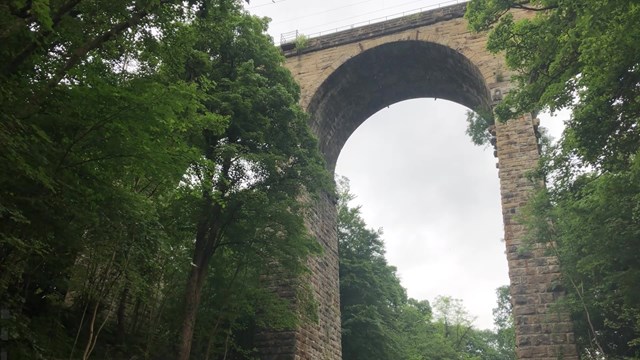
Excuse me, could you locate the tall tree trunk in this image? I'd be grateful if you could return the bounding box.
[130,296,141,336]
[204,315,225,360]
[177,147,232,360]
[116,285,129,346]
[81,300,101,360]
[177,264,207,360]
[176,211,226,360]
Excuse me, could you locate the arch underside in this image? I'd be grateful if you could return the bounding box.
[306,40,492,170]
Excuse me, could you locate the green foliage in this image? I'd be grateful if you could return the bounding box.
[432,296,482,358]
[171,4,331,357]
[337,177,407,360]
[337,177,516,360]
[491,286,516,360]
[465,109,495,146]
[0,0,330,358]
[294,34,309,51]
[1,1,205,355]
[467,1,640,358]
[524,148,640,358]
[466,0,640,170]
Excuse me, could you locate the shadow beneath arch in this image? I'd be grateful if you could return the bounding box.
[306,40,492,171]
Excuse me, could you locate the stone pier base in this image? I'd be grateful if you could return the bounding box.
[496,114,579,360]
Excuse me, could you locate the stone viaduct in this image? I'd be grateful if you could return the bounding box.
[257,2,579,360]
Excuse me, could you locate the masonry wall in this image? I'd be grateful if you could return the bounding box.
[253,192,341,360]
[495,115,579,360]
[296,192,342,360]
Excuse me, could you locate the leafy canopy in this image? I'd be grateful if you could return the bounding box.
[466,0,640,170]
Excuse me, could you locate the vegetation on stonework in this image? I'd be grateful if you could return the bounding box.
[337,177,516,360]
[294,34,309,51]
[466,1,640,358]
[465,109,495,146]
[0,0,331,359]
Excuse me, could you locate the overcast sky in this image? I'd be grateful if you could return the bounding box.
[247,0,566,330]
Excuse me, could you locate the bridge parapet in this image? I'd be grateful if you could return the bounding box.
[281,2,467,56]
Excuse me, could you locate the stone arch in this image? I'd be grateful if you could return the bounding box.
[306,40,491,171]
[255,5,580,360]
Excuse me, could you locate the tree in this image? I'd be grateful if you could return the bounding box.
[491,286,516,360]
[398,298,461,360]
[466,1,640,358]
[0,1,206,357]
[337,177,407,360]
[399,295,510,360]
[524,152,640,358]
[432,296,477,355]
[0,1,330,359]
[173,2,330,359]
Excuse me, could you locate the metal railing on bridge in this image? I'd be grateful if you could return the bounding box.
[279,0,467,45]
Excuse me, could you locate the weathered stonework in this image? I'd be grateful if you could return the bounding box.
[496,114,579,360]
[259,3,579,360]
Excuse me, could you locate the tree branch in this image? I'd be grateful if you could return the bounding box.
[61,153,139,169]
[46,9,150,89]
[2,0,83,76]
